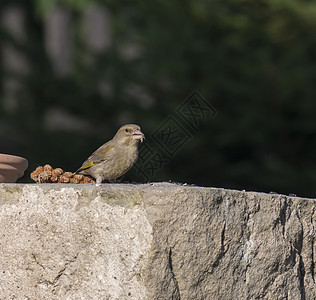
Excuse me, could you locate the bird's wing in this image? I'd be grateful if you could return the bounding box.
[75,143,115,173]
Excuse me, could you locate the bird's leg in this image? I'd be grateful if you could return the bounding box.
[95,177,102,187]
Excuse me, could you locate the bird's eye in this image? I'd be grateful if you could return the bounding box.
[125,128,130,133]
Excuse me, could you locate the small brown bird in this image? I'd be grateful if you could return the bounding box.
[75,124,144,185]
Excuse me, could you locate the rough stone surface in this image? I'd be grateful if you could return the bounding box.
[0,183,315,300]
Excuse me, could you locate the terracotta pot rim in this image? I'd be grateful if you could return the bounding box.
[0,153,28,183]
[0,154,28,168]
[0,153,27,160]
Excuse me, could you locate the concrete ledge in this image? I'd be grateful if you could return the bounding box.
[0,183,315,299]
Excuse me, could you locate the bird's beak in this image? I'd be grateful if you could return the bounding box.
[132,129,145,142]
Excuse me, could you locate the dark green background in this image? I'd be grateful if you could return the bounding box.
[1,0,316,197]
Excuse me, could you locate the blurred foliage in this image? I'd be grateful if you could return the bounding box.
[1,0,316,197]
[34,0,91,16]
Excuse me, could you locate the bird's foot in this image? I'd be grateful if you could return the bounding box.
[95,178,103,186]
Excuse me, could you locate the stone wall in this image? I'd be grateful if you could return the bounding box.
[0,183,315,299]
